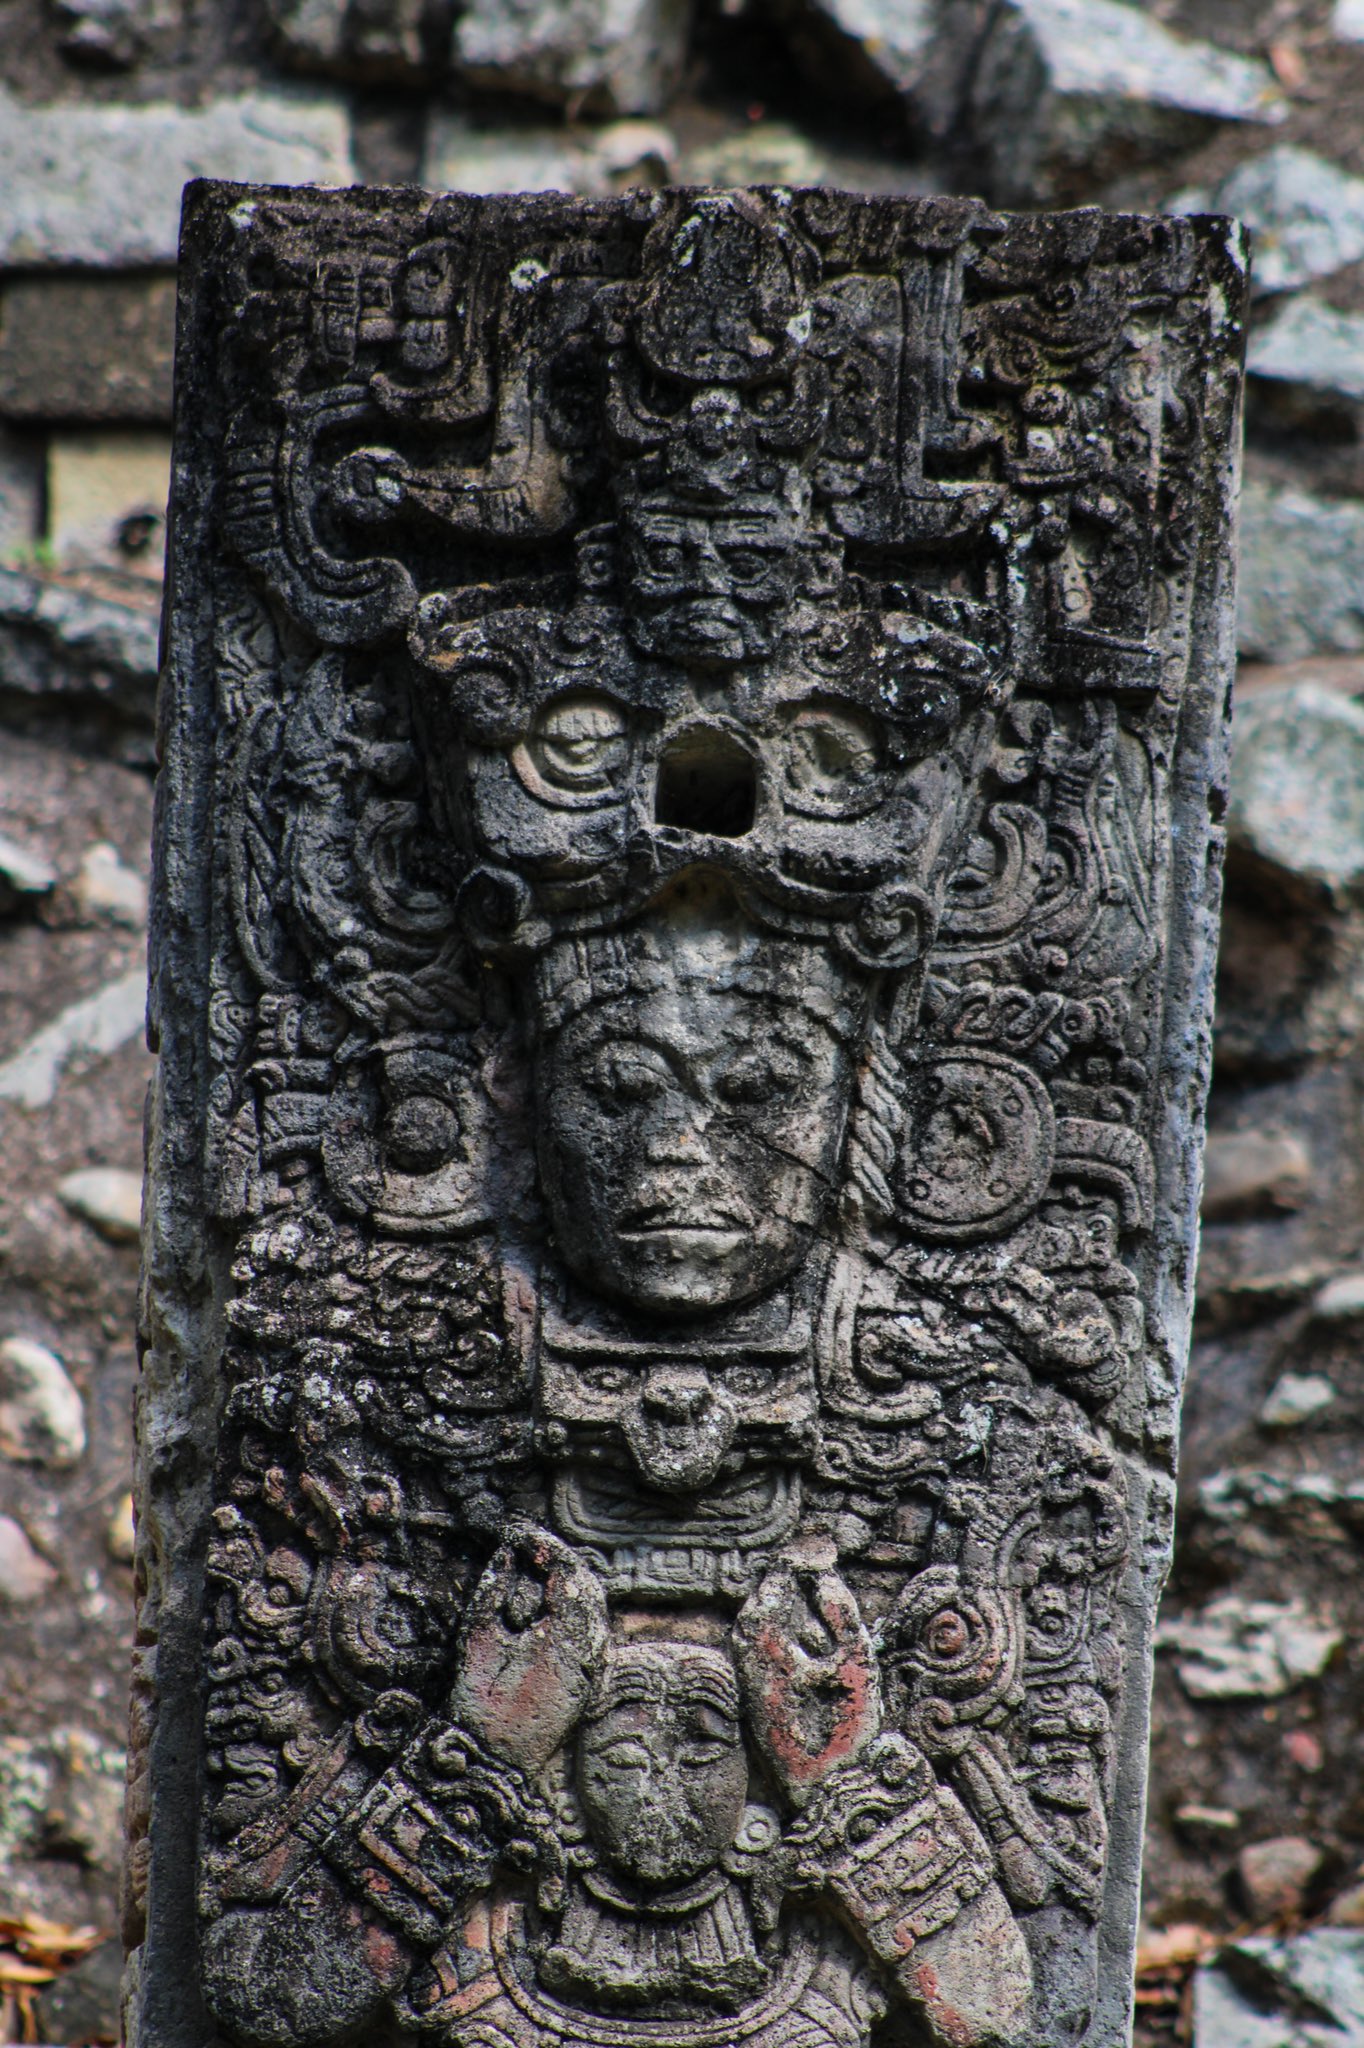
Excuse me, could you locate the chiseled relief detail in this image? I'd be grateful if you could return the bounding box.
[176,187,1240,2048]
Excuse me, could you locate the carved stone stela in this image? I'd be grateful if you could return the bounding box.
[130,183,1243,2048]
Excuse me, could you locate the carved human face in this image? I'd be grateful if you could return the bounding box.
[577,1645,748,1886]
[622,507,800,665]
[536,972,855,1315]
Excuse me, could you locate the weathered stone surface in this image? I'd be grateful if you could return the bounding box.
[1337,0,1364,43]
[1157,1598,1342,1701]
[1248,295,1364,418]
[1258,1372,1337,1430]
[0,833,57,904]
[1237,1836,1325,1920]
[0,273,178,425]
[0,563,159,749]
[1227,682,1364,896]
[423,114,679,197]
[132,182,1242,2048]
[1195,1931,1364,2048]
[0,970,147,1109]
[0,1333,86,1467]
[72,840,149,927]
[57,1165,143,1242]
[1238,484,1364,665]
[48,429,171,576]
[0,90,355,266]
[453,0,690,115]
[1311,1270,1364,1321]
[0,1516,58,1604]
[266,0,446,83]
[1202,1130,1312,1221]
[943,0,1283,204]
[1170,147,1364,298]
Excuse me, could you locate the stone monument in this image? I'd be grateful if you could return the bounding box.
[128,182,1244,2048]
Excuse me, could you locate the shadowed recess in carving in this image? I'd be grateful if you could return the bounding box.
[655,727,758,838]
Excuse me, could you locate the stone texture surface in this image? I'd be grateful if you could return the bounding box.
[0,1334,87,1467]
[1227,683,1364,898]
[6,4,1364,2045]
[1169,147,1364,298]
[48,429,171,577]
[946,0,1283,202]
[1237,483,1364,665]
[0,89,355,266]
[453,0,691,114]
[130,179,1241,2048]
[0,273,178,424]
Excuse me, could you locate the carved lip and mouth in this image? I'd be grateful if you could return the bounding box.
[618,1196,754,1257]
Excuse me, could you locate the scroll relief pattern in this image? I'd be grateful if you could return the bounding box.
[175,186,1239,2048]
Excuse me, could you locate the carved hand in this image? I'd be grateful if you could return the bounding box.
[448,1523,609,1776]
[736,1561,882,1806]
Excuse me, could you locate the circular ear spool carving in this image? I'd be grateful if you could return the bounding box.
[898,1050,1055,1240]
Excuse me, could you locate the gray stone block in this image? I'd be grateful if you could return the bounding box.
[0,273,178,422]
[947,0,1284,204]
[1238,478,1364,664]
[452,0,691,115]
[0,89,354,267]
[1169,146,1364,298]
[1227,682,1364,901]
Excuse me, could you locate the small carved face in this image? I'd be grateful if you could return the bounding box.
[622,507,800,665]
[536,975,854,1314]
[577,1645,748,1886]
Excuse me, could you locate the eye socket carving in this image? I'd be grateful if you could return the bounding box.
[516,691,632,807]
[782,703,884,819]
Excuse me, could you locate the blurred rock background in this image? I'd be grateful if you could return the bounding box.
[4,0,1364,2040]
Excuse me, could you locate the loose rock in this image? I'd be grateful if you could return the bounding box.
[1169,147,1364,297]
[453,0,690,116]
[106,1492,136,1565]
[57,1167,143,1244]
[0,1335,86,1468]
[1259,1372,1337,1431]
[1157,1597,1342,1700]
[1195,1930,1364,2047]
[1312,1271,1364,1321]
[1238,1836,1325,1921]
[1202,1129,1312,1221]
[0,1517,58,1604]
[951,0,1283,204]
[1226,679,1364,890]
[72,842,148,928]
[0,833,57,906]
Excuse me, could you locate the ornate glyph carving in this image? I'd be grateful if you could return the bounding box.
[134,183,1243,2048]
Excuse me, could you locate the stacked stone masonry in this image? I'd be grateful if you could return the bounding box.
[4,5,1364,2048]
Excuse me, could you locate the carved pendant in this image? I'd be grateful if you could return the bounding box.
[130,183,1244,2048]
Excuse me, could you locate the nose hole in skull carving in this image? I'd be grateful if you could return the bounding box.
[655,728,757,838]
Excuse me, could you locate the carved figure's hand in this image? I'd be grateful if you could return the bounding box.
[736,1562,881,1806]
[448,1524,608,1776]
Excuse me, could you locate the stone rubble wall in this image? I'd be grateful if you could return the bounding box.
[3,3,1364,2042]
